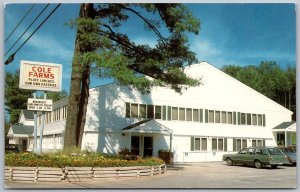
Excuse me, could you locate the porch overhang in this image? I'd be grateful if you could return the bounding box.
[122,119,173,134]
[272,121,296,132]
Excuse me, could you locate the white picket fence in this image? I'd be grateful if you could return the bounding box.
[5,164,166,182]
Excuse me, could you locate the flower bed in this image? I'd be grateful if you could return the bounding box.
[5,152,166,182]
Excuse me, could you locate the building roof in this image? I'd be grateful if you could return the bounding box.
[122,119,173,134]
[52,97,69,110]
[273,121,296,130]
[11,124,34,135]
[22,110,34,119]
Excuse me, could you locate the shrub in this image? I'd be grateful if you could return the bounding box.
[5,152,164,167]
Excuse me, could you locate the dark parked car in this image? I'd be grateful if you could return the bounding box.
[223,147,289,169]
[278,147,296,166]
[5,144,21,153]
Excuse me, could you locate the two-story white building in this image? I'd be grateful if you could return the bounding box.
[10,62,295,162]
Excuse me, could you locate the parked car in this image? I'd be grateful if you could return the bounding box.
[223,147,289,169]
[278,147,296,166]
[5,144,21,153]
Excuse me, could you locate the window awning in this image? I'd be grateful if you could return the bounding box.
[122,119,173,134]
[272,121,296,132]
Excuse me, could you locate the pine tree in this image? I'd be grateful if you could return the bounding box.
[64,3,201,148]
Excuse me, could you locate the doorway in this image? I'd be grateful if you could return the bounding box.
[131,136,153,157]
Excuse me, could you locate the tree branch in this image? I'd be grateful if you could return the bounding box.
[117,4,167,45]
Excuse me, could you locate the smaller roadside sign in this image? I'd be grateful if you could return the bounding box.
[27,98,53,111]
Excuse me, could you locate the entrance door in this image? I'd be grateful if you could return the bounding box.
[143,137,153,157]
[21,139,28,151]
[131,136,140,156]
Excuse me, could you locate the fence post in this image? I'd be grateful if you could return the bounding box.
[34,167,38,182]
[151,166,154,176]
[9,167,13,181]
[137,168,140,177]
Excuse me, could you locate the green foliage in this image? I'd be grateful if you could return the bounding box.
[222,61,296,119]
[5,152,164,167]
[5,71,33,124]
[45,90,68,102]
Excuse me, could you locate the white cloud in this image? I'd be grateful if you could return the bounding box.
[133,37,157,48]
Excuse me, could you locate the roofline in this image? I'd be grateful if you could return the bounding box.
[193,62,293,114]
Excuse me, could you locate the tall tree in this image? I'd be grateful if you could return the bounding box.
[45,90,68,102]
[64,3,201,148]
[5,71,33,124]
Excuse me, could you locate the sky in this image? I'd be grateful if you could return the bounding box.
[4,3,296,93]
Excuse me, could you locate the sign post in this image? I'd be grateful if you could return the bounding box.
[19,60,62,154]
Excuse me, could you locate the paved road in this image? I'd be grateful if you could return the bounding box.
[4,162,297,189]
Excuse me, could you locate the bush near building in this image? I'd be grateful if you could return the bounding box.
[5,152,164,167]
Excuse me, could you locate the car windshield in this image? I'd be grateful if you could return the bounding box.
[268,148,284,155]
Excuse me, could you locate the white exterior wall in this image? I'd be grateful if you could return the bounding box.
[82,62,292,162]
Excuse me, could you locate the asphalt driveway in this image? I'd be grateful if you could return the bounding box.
[5,162,297,189]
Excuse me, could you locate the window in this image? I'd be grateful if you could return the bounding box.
[147,105,154,119]
[212,138,227,151]
[227,112,232,124]
[195,138,200,150]
[155,106,162,119]
[252,139,263,147]
[233,138,247,151]
[258,115,262,126]
[186,108,192,121]
[191,137,208,151]
[172,107,178,120]
[246,113,251,125]
[263,114,266,126]
[215,111,220,123]
[218,138,224,151]
[233,112,236,125]
[222,111,227,123]
[179,108,185,121]
[131,103,138,118]
[193,109,199,122]
[139,104,146,118]
[209,110,214,123]
[241,113,246,125]
[212,138,217,151]
[252,114,257,125]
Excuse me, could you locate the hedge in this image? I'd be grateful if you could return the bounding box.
[5,152,164,168]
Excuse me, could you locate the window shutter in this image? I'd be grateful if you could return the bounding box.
[237,112,241,125]
[162,106,166,120]
[224,138,227,152]
[200,109,203,122]
[125,102,130,118]
[167,106,171,120]
[233,138,236,151]
[205,109,208,123]
[263,114,266,127]
[191,137,194,151]
[263,139,266,147]
[233,112,236,125]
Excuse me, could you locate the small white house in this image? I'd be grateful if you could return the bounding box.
[7,110,34,151]
[9,62,295,162]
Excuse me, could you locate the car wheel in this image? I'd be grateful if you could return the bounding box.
[226,158,233,166]
[254,160,263,169]
[271,165,278,169]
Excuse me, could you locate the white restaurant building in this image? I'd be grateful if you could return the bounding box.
[9,62,295,162]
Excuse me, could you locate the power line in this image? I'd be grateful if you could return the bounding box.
[4,4,50,57]
[5,4,62,65]
[5,4,35,43]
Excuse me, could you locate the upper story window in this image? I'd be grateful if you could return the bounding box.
[125,102,266,127]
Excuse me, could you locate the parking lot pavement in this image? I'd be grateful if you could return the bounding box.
[5,162,297,189]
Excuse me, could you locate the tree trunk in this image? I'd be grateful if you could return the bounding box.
[64,3,96,149]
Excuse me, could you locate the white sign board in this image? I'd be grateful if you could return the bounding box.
[27,98,53,111]
[19,60,62,92]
